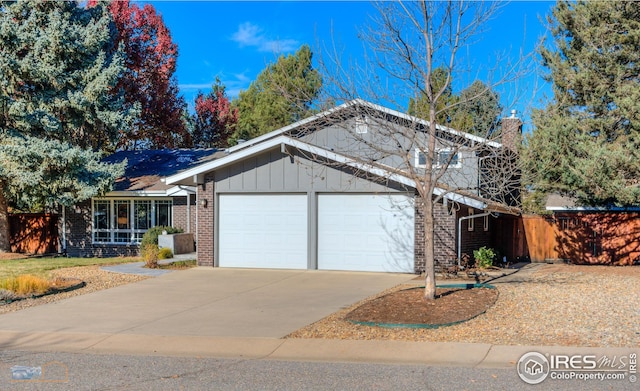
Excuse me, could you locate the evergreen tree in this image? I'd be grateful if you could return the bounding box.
[0,1,130,250]
[232,45,322,142]
[524,1,640,206]
[408,70,502,136]
[0,0,134,151]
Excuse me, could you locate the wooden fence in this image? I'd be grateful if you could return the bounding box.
[522,213,640,265]
[9,213,59,254]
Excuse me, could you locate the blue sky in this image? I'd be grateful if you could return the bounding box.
[148,1,556,123]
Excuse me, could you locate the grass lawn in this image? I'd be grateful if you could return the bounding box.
[0,256,140,280]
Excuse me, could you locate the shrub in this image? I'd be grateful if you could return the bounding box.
[141,243,159,269]
[0,275,51,296]
[157,247,173,260]
[473,246,496,269]
[140,226,183,247]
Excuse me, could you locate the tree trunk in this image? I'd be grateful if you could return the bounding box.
[423,196,436,300]
[0,181,11,252]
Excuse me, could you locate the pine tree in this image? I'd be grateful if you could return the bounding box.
[0,0,134,151]
[0,1,130,251]
[232,45,322,142]
[523,1,640,206]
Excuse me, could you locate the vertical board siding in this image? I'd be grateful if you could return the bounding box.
[522,213,640,265]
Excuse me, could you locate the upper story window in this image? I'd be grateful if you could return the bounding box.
[414,148,460,168]
[92,198,173,244]
[355,116,368,134]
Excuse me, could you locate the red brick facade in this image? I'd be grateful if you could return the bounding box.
[196,174,215,266]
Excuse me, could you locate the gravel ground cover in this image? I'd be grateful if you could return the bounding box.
[0,266,148,315]
[287,264,640,347]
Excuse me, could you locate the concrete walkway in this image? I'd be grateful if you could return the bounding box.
[100,253,197,276]
[0,265,634,368]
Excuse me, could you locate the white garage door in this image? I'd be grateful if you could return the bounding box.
[318,194,415,272]
[218,194,307,269]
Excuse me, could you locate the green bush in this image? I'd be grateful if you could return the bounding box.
[158,247,173,260]
[473,246,496,269]
[140,226,183,247]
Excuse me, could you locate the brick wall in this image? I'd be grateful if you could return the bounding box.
[433,200,457,271]
[196,174,215,267]
[172,194,196,234]
[458,207,493,263]
[414,196,457,273]
[414,195,425,273]
[61,201,140,257]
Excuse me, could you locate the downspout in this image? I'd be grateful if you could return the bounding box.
[186,189,191,233]
[457,212,493,269]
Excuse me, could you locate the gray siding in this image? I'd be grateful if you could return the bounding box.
[215,147,410,194]
[299,116,481,195]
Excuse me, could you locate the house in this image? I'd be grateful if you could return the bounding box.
[164,100,524,273]
[521,194,640,265]
[60,149,223,257]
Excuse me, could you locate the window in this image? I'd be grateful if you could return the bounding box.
[355,116,368,134]
[92,199,172,244]
[114,200,131,243]
[93,200,111,243]
[436,149,459,167]
[414,148,460,168]
[468,208,474,231]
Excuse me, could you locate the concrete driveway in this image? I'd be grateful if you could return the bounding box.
[0,268,412,339]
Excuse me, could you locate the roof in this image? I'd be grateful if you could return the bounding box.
[164,135,519,214]
[546,193,640,212]
[103,149,224,194]
[227,99,503,154]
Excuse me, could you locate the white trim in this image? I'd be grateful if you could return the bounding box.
[546,206,640,212]
[91,197,173,245]
[226,99,502,154]
[414,148,462,169]
[166,135,489,211]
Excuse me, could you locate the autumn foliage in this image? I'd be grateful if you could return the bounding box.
[90,0,189,149]
[192,80,238,148]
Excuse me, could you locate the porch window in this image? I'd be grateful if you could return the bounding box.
[92,198,172,244]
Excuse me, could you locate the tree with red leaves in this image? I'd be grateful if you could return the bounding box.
[89,0,189,149]
[192,79,238,149]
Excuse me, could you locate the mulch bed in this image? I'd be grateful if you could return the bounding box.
[345,286,499,326]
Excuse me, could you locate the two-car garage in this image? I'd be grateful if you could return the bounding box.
[217,193,415,273]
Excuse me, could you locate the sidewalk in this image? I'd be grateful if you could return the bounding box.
[0,330,635,369]
[100,253,197,276]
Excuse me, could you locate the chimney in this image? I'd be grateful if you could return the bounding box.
[501,109,523,153]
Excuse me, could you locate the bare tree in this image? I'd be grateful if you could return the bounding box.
[313,1,529,300]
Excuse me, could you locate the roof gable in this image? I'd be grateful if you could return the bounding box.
[227,99,502,153]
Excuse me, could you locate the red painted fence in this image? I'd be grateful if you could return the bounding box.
[9,213,59,255]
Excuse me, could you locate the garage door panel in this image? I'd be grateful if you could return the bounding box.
[318,194,414,273]
[219,194,307,269]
